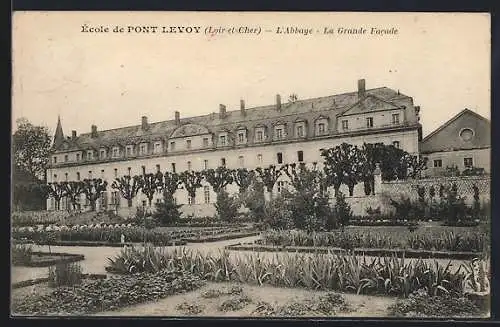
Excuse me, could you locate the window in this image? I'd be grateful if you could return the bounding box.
[236,132,243,143]
[76,172,80,181]
[277,181,285,193]
[392,113,400,124]
[433,159,442,168]
[204,186,210,204]
[100,149,106,159]
[127,167,131,175]
[76,153,81,161]
[154,142,162,154]
[277,152,283,164]
[460,128,474,142]
[114,168,118,178]
[126,146,133,156]
[297,151,304,162]
[111,191,119,206]
[188,196,194,205]
[171,163,176,173]
[140,143,147,155]
[141,166,146,175]
[170,142,176,151]
[53,156,57,164]
[101,169,105,177]
[221,158,226,167]
[186,140,191,149]
[238,155,244,167]
[464,157,473,168]
[393,141,400,149]
[256,130,263,142]
[342,120,349,130]
[203,138,209,147]
[156,164,161,172]
[276,128,283,139]
[296,125,303,137]
[64,155,68,162]
[366,117,374,128]
[65,173,68,181]
[257,154,263,165]
[204,160,209,170]
[187,161,192,171]
[88,171,92,179]
[53,174,57,181]
[219,135,226,146]
[318,123,326,134]
[112,147,119,158]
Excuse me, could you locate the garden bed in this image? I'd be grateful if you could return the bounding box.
[13,251,85,267]
[12,273,107,289]
[183,231,260,243]
[16,240,187,247]
[225,243,482,260]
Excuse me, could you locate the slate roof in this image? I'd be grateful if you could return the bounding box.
[53,86,414,153]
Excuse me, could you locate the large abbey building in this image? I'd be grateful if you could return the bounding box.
[46,79,423,216]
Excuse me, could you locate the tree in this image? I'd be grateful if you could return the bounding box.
[81,178,108,211]
[255,165,283,200]
[179,170,204,202]
[214,190,240,222]
[140,172,163,208]
[321,143,364,196]
[45,182,67,211]
[111,175,142,208]
[12,118,52,180]
[241,177,266,223]
[202,166,234,194]
[162,171,182,195]
[63,181,85,211]
[12,164,47,210]
[334,191,352,230]
[153,190,183,226]
[233,168,255,194]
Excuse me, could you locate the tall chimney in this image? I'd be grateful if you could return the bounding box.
[219,104,227,119]
[358,79,366,99]
[141,116,148,130]
[175,111,180,125]
[276,94,282,111]
[71,130,77,139]
[91,125,98,138]
[240,99,246,116]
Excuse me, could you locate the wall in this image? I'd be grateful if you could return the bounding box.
[423,148,490,176]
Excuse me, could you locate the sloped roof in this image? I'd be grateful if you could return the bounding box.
[420,109,490,153]
[54,86,413,153]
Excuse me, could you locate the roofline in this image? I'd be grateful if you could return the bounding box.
[421,108,490,143]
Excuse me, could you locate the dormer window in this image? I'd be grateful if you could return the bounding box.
[153,141,162,154]
[295,120,307,138]
[87,150,94,160]
[256,130,263,142]
[219,135,226,146]
[276,128,283,139]
[76,153,81,161]
[273,123,286,141]
[318,123,325,134]
[126,145,134,156]
[315,117,329,136]
[236,128,247,145]
[112,147,120,158]
[100,149,106,159]
[296,126,303,137]
[139,143,148,155]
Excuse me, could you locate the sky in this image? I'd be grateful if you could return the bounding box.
[12,12,490,138]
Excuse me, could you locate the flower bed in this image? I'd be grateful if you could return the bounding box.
[183,231,260,243]
[261,229,488,253]
[106,246,475,299]
[14,239,187,247]
[224,243,481,260]
[12,273,107,289]
[12,269,204,315]
[14,252,85,267]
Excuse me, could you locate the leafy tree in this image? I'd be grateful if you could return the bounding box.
[202,166,234,194]
[179,170,204,201]
[140,172,163,208]
[45,182,67,211]
[399,153,428,179]
[81,178,108,211]
[12,165,47,210]
[162,171,182,195]
[12,118,52,180]
[111,175,142,208]
[321,143,364,196]
[233,168,255,194]
[241,177,266,223]
[63,181,85,211]
[153,190,183,226]
[255,165,283,200]
[214,190,240,222]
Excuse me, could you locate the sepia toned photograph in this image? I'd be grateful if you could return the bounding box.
[11,11,491,318]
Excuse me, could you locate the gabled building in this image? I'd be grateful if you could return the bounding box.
[46,79,423,214]
[420,109,490,177]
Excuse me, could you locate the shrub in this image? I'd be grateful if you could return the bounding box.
[264,194,294,230]
[153,191,183,226]
[214,190,240,222]
[334,191,352,229]
[12,243,33,265]
[241,179,266,223]
[48,262,83,288]
[390,197,419,221]
[219,294,252,311]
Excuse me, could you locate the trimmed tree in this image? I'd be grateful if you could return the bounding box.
[321,143,364,196]
[81,178,108,211]
[45,182,67,211]
[202,166,234,194]
[140,172,163,208]
[162,171,182,195]
[233,168,255,194]
[111,175,142,208]
[255,165,283,200]
[179,170,204,203]
[63,181,85,211]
